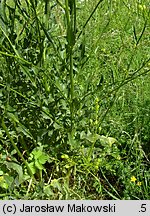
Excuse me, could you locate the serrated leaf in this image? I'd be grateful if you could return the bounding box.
[32,150,43,159]
[35,160,44,170]
[38,154,48,165]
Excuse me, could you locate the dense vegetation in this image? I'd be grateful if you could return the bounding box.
[0,0,150,199]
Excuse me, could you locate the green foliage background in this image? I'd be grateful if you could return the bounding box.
[0,0,150,199]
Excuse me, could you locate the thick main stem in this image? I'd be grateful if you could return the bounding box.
[69,47,74,132]
[65,0,75,134]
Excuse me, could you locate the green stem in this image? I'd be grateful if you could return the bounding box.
[69,47,74,132]
[65,0,75,134]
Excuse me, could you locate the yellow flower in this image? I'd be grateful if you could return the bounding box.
[117,156,121,160]
[137,182,142,186]
[130,176,137,182]
[61,154,69,159]
[138,4,146,11]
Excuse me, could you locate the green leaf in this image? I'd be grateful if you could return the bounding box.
[41,112,52,119]
[20,65,36,87]
[0,171,3,175]
[5,162,23,183]
[107,137,117,146]
[80,132,117,146]
[28,162,36,174]
[3,175,14,189]
[44,185,54,196]
[99,136,117,146]
[81,131,101,143]
[50,179,62,191]
[7,112,19,123]
[32,149,43,159]
[31,149,48,164]
[41,107,53,119]
[35,160,44,170]
[6,0,15,8]
[0,176,9,189]
[38,154,48,165]
[17,124,33,139]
